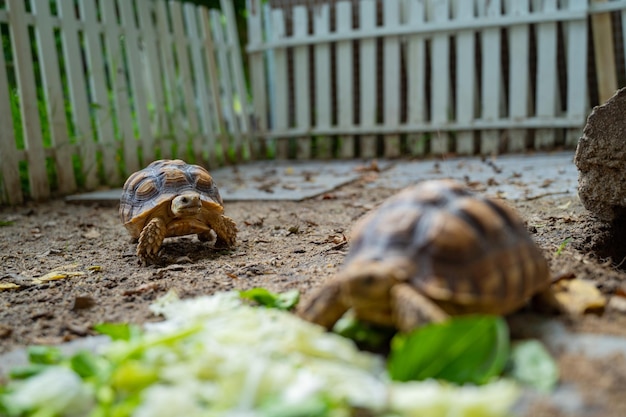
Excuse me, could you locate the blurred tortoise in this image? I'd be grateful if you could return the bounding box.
[119,159,237,265]
[298,179,553,332]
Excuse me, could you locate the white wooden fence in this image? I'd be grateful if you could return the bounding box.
[246,0,626,159]
[0,0,250,205]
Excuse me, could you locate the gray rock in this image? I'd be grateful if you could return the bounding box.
[575,87,626,221]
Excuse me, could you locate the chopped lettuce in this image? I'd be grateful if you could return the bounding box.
[0,291,520,417]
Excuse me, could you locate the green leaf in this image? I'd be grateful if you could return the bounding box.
[8,364,48,380]
[333,314,395,350]
[93,323,141,341]
[27,346,62,365]
[0,220,14,227]
[507,340,559,392]
[70,351,110,379]
[388,315,509,385]
[239,288,300,310]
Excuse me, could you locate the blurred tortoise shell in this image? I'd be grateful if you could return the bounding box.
[119,159,236,264]
[299,179,551,331]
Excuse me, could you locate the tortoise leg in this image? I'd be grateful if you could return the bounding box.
[390,284,449,333]
[211,214,238,248]
[298,280,349,330]
[137,217,167,265]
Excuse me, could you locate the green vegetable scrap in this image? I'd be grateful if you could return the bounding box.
[506,340,559,392]
[388,315,510,385]
[239,287,300,310]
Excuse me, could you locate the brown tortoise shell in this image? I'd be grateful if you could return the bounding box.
[343,179,550,315]
[119,159,224,239]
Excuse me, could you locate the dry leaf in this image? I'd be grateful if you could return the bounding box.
[33,270,85,284]
[607,296,626,313]
[552,278,606,315]
[83,229,101,239]
[0,283,19,291]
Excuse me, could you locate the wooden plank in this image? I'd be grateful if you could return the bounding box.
[221,0,251,158]
[358,0,377,158]
[565,0,588,146]
[211,9,242,161]
[270,8,289,158]
[0,21,22,204]
[101,0,138,175]
[453,0,476,155]
[383,0,401,157]
[200,7,229,163]
[478,0,502,154]
[155,1,182,160]
[246,0,268,158]
[32,0,76,194]
[80,0,119,184]
[534,0,558,149]
[505,0,530,152]
[185,3,218,168]
[313,3,333,158]
[58,0,98,189]
[405,0,427,156]
[171,2,203,163]
[136,0,171,160]
[591,0,617,104]
[119,0,154,166]
[429,0,451,155]
[293,6,311,159]
[336,1,354,158]
[8,0,50,199]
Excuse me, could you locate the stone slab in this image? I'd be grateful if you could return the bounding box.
[371,151,577,201]
[65,160,384,204]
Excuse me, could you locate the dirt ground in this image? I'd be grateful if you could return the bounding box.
[1,164,626,416]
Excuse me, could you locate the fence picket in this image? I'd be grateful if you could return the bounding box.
[171,2,203,164]
[81,0,120,185]
[59,0,97,189]
[119,0,154,167]
[293,6,311,159]
[313,3,333,158]
[453,0,476,155]
[33,1,77,194]
[383,0,401,157]
[505,0,530,152]
[247,0,268,158]
[591,0,617,103]
[137,0,171,161]
[200,7,230,163]
[270,9,289,158]
[566,0,588,146]
[405,0,427,156]
[534,0,558,149]
[8,0,50,200]
[0,26,22,204]
[336,1,355,158]
[156,1,183,160]
[102,0,138,175]
[429,0,451,155]
[221,0,251,158]
[478,0,502,154]
[358,0,377,158]
[185,4,218,167]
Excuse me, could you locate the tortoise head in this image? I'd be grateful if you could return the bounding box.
[339,259,413,327]
[171,192,202,217]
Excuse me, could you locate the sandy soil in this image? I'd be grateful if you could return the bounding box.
[1,168,626,416]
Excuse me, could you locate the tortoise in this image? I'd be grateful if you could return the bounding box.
[298,179,553,332]
[119,159,237,265]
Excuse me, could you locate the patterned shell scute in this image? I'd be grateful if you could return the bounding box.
[346,180,549,314]
[119,159,223,225]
